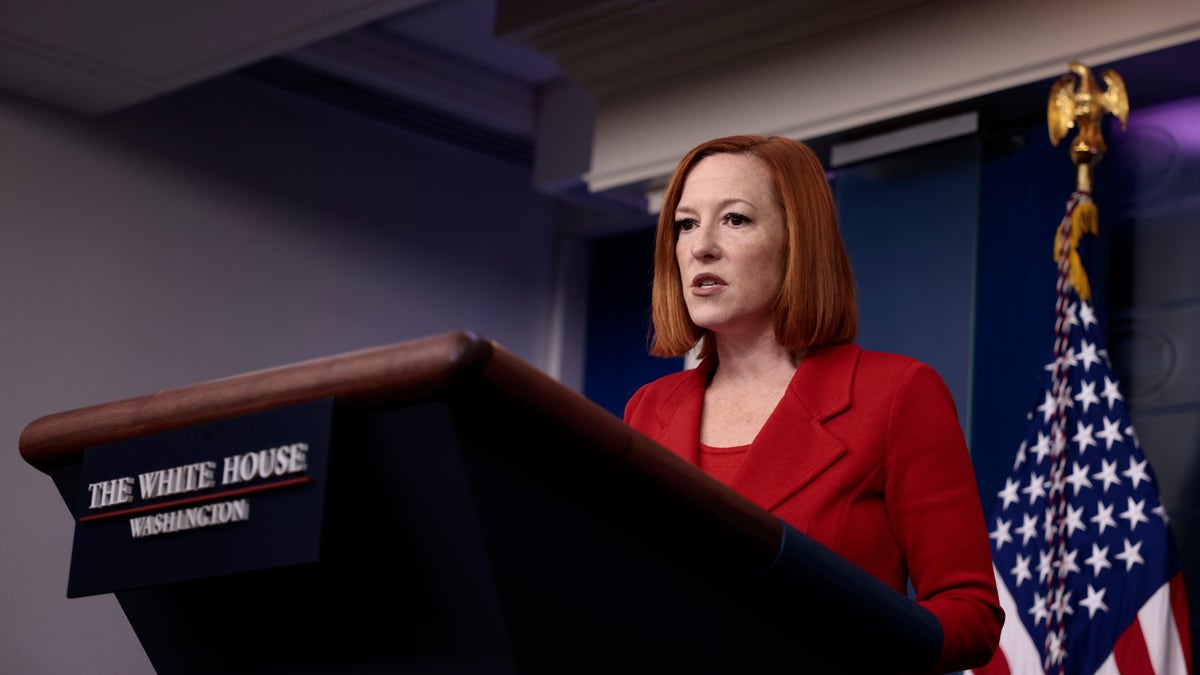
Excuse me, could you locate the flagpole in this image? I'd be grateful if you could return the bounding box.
[1045,60,1128,674]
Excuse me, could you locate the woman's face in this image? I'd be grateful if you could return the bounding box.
[674,152,787,340]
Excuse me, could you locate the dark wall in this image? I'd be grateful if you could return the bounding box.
[1103,94,1200,659]
[583,227,681,419]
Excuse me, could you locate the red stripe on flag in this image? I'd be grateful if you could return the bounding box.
[1169,573,1192,674]
[1112,616,1154,674]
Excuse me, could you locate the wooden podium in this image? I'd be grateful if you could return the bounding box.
[20,331,941,674]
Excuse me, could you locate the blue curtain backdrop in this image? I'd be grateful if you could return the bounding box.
[583,229,682,419]
[832,136,979,437]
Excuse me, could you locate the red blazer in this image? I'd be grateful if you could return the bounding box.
[624,343,1003,673]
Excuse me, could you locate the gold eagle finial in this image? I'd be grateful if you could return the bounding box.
[1047,60,1129,189]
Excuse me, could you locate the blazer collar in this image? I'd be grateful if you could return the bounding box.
[728,343,861,511]
[641,343,862,512]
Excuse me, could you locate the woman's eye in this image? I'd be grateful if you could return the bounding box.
[674,218,697,232]
[725,212,751,226]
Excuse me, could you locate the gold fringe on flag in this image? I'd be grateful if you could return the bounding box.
[1054,198,1097,300]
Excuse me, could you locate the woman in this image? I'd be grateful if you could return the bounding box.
[624,135,1003,673]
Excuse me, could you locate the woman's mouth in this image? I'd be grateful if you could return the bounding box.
[691,274,726,291]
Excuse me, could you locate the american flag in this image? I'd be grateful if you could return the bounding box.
[968,193,1191,675]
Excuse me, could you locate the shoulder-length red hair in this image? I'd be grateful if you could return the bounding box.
[649,135,858,358]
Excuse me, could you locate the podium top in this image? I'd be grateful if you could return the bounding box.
[19,330,782,561]
[21,331,492,470]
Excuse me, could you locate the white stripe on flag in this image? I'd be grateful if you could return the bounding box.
[976,563,1043,674]
[1138,580,1188,675]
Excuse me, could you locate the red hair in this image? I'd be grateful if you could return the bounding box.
[649,135,858,358]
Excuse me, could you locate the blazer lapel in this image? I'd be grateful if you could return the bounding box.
[728,344,860,512]
[643,359,712,466]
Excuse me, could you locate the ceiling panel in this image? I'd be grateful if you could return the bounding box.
[0,0,432,115]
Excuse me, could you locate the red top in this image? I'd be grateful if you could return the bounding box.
[625,343,1004,674]
[699,442,750,486]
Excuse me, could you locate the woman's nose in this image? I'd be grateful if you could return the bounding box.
[690,223,720,259]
